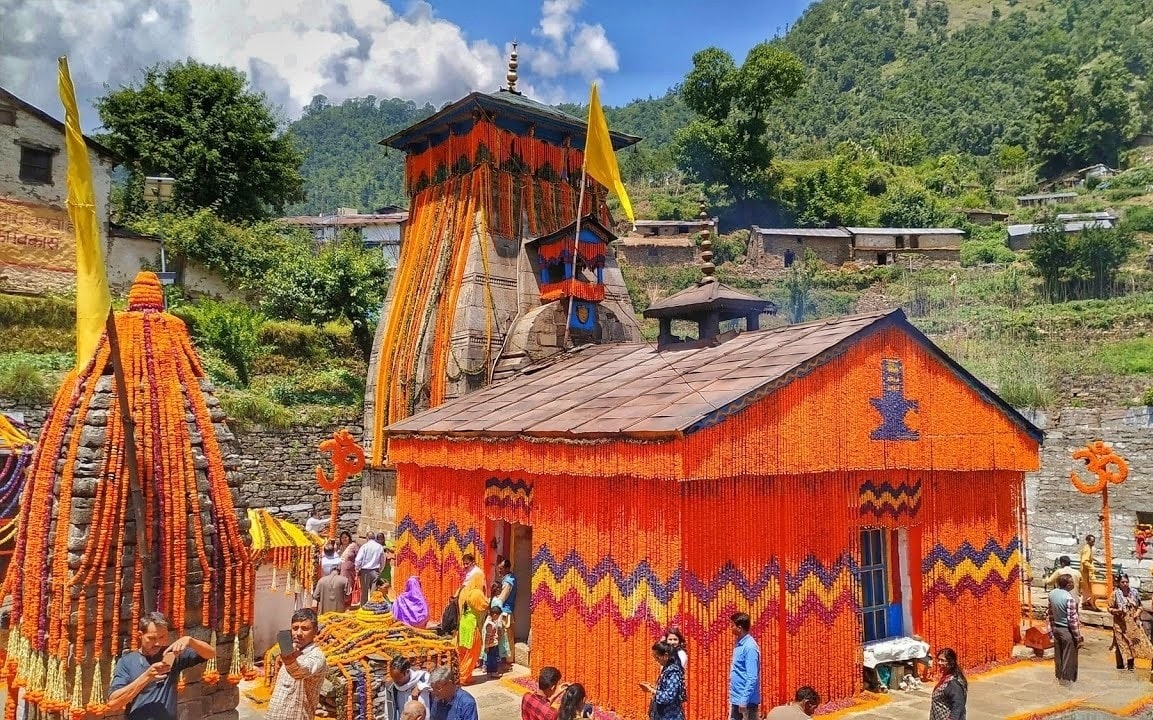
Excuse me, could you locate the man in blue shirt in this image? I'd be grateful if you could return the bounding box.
[106,611,216,720]
[428,665,479,720]
[729,612,761,720]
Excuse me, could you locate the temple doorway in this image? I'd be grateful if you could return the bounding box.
[491,520,533,658]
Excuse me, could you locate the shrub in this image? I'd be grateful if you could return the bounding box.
[259,321,329,360]
[1143,386,1153,406]
[183,301,267,386]
[0,361,52,404]
[0,326,75,353]
[218,390,293,430]
[0,294,74,328]
[960,238,1016,266]
[1097,338,1153,375]
[1121,206,1153,234]
[270,368,364,407]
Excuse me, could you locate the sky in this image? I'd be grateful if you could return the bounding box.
[0,0,813,132]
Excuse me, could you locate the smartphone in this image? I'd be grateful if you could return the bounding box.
[162,650,176,668]
[276,630,294,656]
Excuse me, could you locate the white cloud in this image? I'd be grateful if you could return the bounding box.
[524,0,618,83]
[0,0,620,131]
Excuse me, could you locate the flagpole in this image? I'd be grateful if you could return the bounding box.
[104,308,157,614]
[561,157,589,350]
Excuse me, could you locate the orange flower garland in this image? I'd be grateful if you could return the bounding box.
[0,272,253,718]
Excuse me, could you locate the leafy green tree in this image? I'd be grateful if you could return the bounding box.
[260,233,390,359]
[779,156,869,227]
[1028,55,1137,174]
[96,61,304,221]
[1029,221,1138,300]
[183,301,267,386]
[878,186,949,227]
[674,43,805,223]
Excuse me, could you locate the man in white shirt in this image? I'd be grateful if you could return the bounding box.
[354,532,385,607]
[304,509,328,535]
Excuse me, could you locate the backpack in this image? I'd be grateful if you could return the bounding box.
[438,593,460,636]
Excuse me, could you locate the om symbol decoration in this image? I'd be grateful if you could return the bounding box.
[1070,440,1128,494]
[315,429,367,539]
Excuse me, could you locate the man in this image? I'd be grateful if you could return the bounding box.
[304,508,328,535]
[319,540,342,576]
[401,700,428,720]
[1048,574,1084,686]
[520,666,563,720]
[313,564,351,615]
[388,656,431,720]
[355,531,385,607]
[266,608,327,720]
[106,611,216,720]
[429,665,479,720]
[766,687,820,719]
[1044,556,1082,601]
[1080,535,1098,610]
[729,612,761,720]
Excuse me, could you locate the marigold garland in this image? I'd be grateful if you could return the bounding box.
[247,508,323,593]
[0,272,254,717]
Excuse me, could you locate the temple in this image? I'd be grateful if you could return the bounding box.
[360,47,642,533]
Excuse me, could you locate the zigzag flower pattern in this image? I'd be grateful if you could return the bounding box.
[922,537,1021,604]
[531,546,680,636]
[786,553,860,633]
[395,516,483,572]
[682,560,780,604]
[483,477,533,524]
[858,478,922,518]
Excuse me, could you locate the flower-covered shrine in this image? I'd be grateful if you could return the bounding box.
[386,307,1041,718]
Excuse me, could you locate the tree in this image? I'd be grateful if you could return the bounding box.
[1029,221,1138,301]
[97,61,305,221]
[779,156,869,227]
[1028,55,1137,174]
[783,248,823,323]
[674,43,805,223]
[260,233,390,359]
[878,186,949,227]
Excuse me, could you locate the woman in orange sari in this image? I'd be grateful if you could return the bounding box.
[456,568,488,684]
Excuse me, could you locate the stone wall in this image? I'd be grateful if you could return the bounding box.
[0,399,367,539]
[1024,406,1153,591]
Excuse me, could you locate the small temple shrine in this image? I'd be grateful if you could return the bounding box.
[360,46,641,533]
[0,272,253,720]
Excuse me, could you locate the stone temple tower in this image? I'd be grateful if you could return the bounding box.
[360,49,642,533]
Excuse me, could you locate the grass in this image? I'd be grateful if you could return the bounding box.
[0,361,52,404]
[1097,338,1153,375]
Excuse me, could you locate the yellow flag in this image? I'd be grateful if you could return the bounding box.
[584,83,634,223]
[58,57,111,372]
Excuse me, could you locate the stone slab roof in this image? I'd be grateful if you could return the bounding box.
[391,309,1046,442]
[753,227,852,238]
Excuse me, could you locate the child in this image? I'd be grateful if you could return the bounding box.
[483,600,503,677]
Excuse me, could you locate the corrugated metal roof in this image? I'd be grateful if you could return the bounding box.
[1016,192,1078,201]
[846,227,965,236]
[1007,220,1114,237]
[1056,212,1118,222]
[387,308,1042,442]
[754,227,851,238]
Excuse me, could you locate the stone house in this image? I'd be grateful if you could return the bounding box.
[1016,191,1078,208]
[614,235,696,266]
[845,227,966,264]
[749,226,853,267]
[632,218,714,237]
[959,209,1010,225]
[0,86,116,294]
[1007,219,1115,252]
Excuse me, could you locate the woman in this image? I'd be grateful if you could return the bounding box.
[456,566,489,684]
[930,648,967,720]
[393,576,430,628]
[1110,574,1153,671]
[338,531,360,608]
[664,628,688,677]
[641,640,685,720]
[557,683,591,720]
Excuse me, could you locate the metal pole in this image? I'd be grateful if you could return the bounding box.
[104,308,157,614]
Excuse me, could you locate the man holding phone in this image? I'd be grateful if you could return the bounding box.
[267,608,328,720]
[106,611,216,720]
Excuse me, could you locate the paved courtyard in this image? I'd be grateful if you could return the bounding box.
[232,627,1153,720]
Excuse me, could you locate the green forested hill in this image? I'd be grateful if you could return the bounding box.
[287,0,1153,213]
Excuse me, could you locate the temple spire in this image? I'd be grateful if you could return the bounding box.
[699,201,716,284]
[506,41,520,95]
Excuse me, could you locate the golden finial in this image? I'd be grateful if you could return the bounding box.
[506,41,520,95]
[699,201,716,284]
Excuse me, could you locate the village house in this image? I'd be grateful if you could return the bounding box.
[959,208,1010,225]
[0,86,117,295]
[749,226,853,267]
[845,227,966,264]
[279,207,408,267]
[613,218,715,266]
[1007,219,1115,251]
[1056,211,1118,223]
[1016,191,1078,208]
